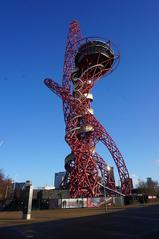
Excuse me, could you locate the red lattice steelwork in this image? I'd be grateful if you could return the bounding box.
[44,20,132,197]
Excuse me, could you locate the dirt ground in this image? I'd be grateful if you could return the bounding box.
[0,206,122,227]
[0,203,158,227]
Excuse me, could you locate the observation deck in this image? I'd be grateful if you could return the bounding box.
[75,40,114,76]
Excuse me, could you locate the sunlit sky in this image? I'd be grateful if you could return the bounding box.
[0,0,159,187]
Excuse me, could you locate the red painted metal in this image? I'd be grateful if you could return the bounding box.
[44,20,132,197]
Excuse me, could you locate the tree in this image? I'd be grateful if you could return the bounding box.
[137,178,158,196]
[0,169,12,200]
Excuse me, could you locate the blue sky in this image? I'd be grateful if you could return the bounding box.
[0,0,159,187]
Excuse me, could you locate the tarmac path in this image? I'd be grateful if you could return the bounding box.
[0,204,159,239]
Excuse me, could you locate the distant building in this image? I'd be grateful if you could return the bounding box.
[13,182,25,190]
[109,167,115,182]
[147,177,153,184]
[13,182,25,199]
[42,186,55,190]
[54,172,66,189]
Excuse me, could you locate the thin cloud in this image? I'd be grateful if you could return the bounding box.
[155,159,159,165]
[0,140,4,147]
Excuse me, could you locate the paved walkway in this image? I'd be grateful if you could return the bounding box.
[0,204,159,238]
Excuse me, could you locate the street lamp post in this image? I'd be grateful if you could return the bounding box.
[103,165,111,214]
[103,180,108,213]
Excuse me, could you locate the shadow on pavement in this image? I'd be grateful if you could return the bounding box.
[0,204,159,239]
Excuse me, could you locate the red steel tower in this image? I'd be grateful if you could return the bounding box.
[44,20,132,198]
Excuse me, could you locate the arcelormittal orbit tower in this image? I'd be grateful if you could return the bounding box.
[44,20,132,198]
